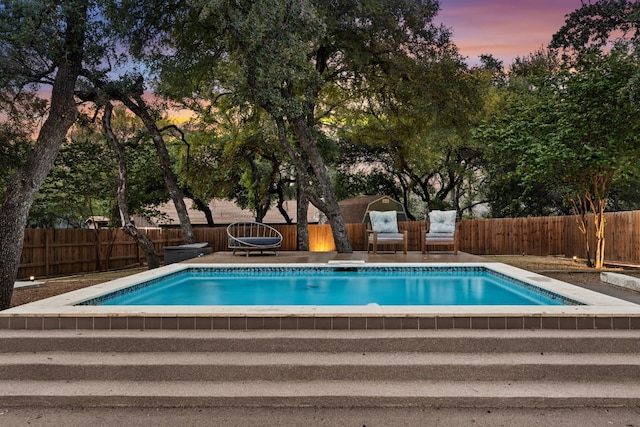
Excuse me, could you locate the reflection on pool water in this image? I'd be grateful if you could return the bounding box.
[80,266,580,306]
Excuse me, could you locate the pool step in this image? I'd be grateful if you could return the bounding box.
[1,330,639,408]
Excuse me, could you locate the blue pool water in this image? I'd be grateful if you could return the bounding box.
[86,266,576,306]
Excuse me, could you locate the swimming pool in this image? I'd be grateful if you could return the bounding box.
[85,266,576,306]
[3,261,639,331]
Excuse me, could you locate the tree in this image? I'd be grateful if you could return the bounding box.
[176,101,296,225]
[102,102,160,268]
[189,0,354,251]
[222,0,458,242]
[0,1,88,310]
[555,48,640,268]
[333,141,405,203]
[29,134,116,229]
[477,46,640,268]
[0,102,37,202]
[96,76,197,244]
[478,49,569,218]
[337,53,491,219]
[549,0,640,268]
[551,0,640,54]
[111,0,452,253]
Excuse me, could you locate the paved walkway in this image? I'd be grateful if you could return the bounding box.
[577,279,640,305]
[2,406,639,426]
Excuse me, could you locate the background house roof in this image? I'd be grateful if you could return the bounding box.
[134,198,320,227]
[134,195,405,228]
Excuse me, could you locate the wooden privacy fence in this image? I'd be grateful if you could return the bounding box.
[459,211,640,266]
[17,211,640,279]
[19,228,184,279]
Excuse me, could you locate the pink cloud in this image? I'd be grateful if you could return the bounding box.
[437,0,583,65]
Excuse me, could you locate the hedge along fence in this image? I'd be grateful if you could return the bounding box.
[17,210,640,279]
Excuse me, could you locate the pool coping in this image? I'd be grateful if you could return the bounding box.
[2,262,640,330]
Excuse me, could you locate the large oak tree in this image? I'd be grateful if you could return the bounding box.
[0,1,88,309]
[110,0,451,253]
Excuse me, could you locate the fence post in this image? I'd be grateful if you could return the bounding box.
[97,229,102,271]
[44,229,50,278]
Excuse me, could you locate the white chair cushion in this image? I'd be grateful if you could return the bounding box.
[429,210,456,233]
[369,210,398,233]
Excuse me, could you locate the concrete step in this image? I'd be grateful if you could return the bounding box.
[2,330,640,354]
[2,380,640,408]
[1,330,639,409]
[0,352,638,382]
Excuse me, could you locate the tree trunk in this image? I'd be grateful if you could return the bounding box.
[570,195,593,267]
[296,181,310,251]
[0,4,87,310]
[192,197,215,227]
[275,117,312,249]
[182,187,215,227]
[594,199,607,269]
[274,181,293,225]
[290,116,352,253]
[103,103,160,269]
[116,92,196,245]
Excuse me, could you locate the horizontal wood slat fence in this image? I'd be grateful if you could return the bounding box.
[17,210,640,279]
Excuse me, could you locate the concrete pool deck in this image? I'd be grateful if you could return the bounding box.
[2,251,640,330]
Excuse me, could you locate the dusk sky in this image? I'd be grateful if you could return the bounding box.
[437,0,584,66]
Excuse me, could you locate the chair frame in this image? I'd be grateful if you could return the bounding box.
[227,222,283,256]
[421,227,459,255]
[366,226,408,255]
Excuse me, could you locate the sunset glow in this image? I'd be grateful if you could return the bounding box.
[438,0,583,66]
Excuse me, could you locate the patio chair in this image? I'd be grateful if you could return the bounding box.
[366,210,408,254]
[422,210,459,255]
[227,222,283,256]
